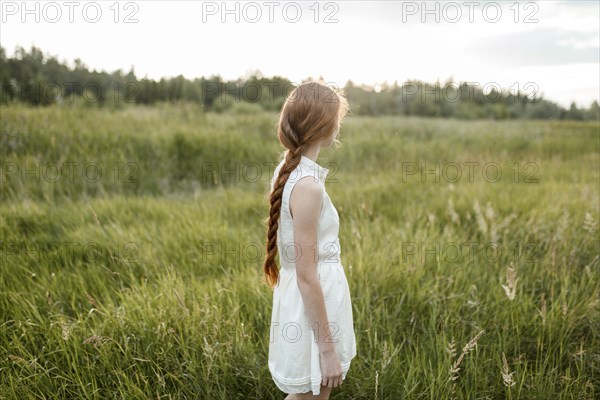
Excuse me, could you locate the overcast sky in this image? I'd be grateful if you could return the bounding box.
[1,0,598,107]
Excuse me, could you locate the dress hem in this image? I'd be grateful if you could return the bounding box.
[269,349,357,395]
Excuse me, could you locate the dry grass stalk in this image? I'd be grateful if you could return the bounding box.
[447,199,460,225]
[473,200,488,235]
[374,370,379,400]
[583,212,596,234]
[501,352,516,387]
[446,337,457,358]
[501,262,518,301]
[83,334,110,349]
[539,292,547,325]
[448,329,485,382]
[61,321,72,341]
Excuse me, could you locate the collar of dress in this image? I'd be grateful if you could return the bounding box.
[300,155,329,181]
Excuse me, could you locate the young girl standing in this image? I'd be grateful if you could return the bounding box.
[263,81,357,399]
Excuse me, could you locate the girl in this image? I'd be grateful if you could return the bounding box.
[263,81,357,399]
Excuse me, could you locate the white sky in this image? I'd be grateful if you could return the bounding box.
[1,0,598,108]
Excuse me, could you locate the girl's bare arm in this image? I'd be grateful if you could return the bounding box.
[289,176,335,354]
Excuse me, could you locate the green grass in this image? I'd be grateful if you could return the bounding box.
[1,102,599,399]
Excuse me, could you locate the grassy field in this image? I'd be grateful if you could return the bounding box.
[0,102,598,399]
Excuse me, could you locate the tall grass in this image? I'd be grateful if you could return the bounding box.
[1,102,598,399]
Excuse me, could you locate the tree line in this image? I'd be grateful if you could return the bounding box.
[1,45,598,121]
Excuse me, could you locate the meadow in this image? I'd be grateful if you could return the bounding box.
[0,101,598,399]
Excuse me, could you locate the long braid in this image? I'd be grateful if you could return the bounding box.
[263,143,308,288]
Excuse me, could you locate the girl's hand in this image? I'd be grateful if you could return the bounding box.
[320,349,343,388]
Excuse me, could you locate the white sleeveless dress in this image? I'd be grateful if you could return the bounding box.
[268,154,357,395]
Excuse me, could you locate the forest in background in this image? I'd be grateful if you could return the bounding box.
[1,45,599,121]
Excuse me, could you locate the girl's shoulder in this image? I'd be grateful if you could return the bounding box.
[270,157,331,197]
